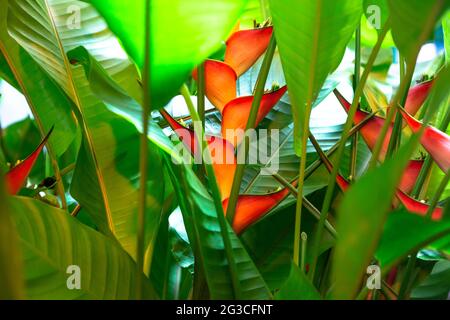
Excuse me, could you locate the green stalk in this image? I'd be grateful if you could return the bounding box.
[272,173,337,238]
[411,106,450,198]
[397,254,417,299]
[197,62,206,129]
[182,84,244,299]
[350,22,361,180]
[308,19,391,280]
[259,0,269,20]
[293,116,310,266]
[226,35,276,224]
[426,171,449,219]
[369,64,415,168]
[136,0,151,300]
[300,232,307,272]
[386,56,410,159]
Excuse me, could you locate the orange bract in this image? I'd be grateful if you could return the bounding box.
[223,184,293,234]
[193,60,237,112]
[160,109,236,201]
[225,26,274,77]
[221,86,287,146]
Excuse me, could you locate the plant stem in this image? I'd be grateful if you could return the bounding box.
[136,0,151,300]
[183,84,244,299]
[259,0,269,20]
[293,118,310,266]
[226,35,276,224]
[426,171,449,218]
[197,62,206,130]
[272,173,337,238]
[308,19,391,280]
[397,254,417,299]
[369,64,415,168]
[386,56,410,159]
[411,106,450,198]
[300,232,307,272]
[350,22,361,180]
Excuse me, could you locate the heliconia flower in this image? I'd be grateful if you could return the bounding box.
[223,181,296,234]
[334,89,392,160]
[395,190,443,221]
[399,108,450,173]
[221,86,288,146]
[398,159,423,194]
[192,59,237,112]
[5,127,53,194]
[335,165,442,221]
[160,109,236,201]
[404,79,434,117]
[224,26,274,77]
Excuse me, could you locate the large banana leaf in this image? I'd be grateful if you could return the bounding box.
[0,1,77,157]
[165,158,271,300]
[0,179,25,299]
[269,0,362,154]
[9,196,156,299]
[6,0,169,258]
[7,0,142,103]
[388,0,449,64]
[69,63,165,258]
[87,0,248,109]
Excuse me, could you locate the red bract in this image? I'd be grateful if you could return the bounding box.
[221,86,287,146]
[192,60,237,112]
[404,79,434,117]
[160,110,236,201]
[399,108,450,173]
[223,183,294,234]
[398,159,423,194]
[395,190,443,221]
[5,127,53,194]
[225,26,274,77]
[334,89,392,160]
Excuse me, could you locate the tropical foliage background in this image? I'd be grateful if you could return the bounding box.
[0,0,449,300]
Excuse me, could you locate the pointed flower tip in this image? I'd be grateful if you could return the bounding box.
[225,26,274,77]
[400,109,450,173]
[226,183,292,234]
[5,127,54,194]
[193,59,237,113]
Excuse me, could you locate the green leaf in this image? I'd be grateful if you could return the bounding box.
[69,63,165,258]
[0,178,25,299]
[66,46,175,155]
[7,0,142,103]
[0,51,19,90]
[411,260,450,300]
[376,212,450,270]
[361,0,394,47]
[0,1,77,157]
[1,118,46,184]
[443,11,450,63]
[9,196,156,299]
[275,263,320,300]
[332,139,417,299]
[269,0,362,154]
[165,158,271,300]
[87,0,248,109]
[388,0,449,63]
